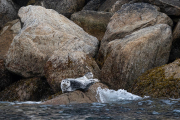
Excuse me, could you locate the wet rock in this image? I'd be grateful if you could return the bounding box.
[35,0,85,18]
[42,90,92,105]
[82,0,106,11]
[0,77,54,101]
[131,0,180,16]
[0,19,20,60]
[101,24,172,90]
[71,10,112,40]
[0,59,12,92]
[132,59,180,98]
[97,3,173,67]
[42,83,108,105]
[85,83,108,102]
[45,51,100,93]
[5,6,99,78]
[0,0,18,29]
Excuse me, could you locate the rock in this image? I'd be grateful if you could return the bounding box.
[97,3,173,67]
[35,0,85,18]
[0,19,21,60]
[42,83,108,105]
[132,59,180,98]
[0,0,18,29]
[169,20,180,62]
[0,59,12,92]
[98,0,120,12]
[71,10,112,40]
[0,77,54,101]
[85,82,108,102]
[110,0,135,13]
[101,24,172,90]
[82,0,106,11]
[5,6,99,78]
[45,51,100,93]
[42,90,92,105]
[131,0,180,16]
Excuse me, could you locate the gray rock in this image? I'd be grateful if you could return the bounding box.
[101,24,172,90]
[5,6,99,78]
[82,0,106,11]
[71,10,113,40]
[0,0,18,29]
[97,3,173,67]
[35,0,85,18]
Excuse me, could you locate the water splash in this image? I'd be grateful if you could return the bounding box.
[96,87,142,103]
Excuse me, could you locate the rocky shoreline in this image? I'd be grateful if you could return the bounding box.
[1,0,180,104]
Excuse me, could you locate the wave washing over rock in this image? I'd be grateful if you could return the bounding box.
[96,87,142,103]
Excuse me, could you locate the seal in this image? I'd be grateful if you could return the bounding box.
[61,72,99,93]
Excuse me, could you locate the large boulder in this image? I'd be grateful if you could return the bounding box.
[0,0,18,29]
[97,3,173,67]
[101,24,172,90]
[0,77,54,101]
[71,10,112,40]
[131,0,180,16]
[42,83,108,105]
[82,0,106,11]
[45,51,100,93]
[0,19,20,60]
[35,0,85,18]
[5,6,99,78]
[132,59,180,98]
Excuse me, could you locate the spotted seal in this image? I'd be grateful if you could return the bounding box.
[61,72,99,93]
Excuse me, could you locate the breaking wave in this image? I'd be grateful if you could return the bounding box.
[96,87,143,103]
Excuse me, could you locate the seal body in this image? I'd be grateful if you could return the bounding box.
[61,72,99,93]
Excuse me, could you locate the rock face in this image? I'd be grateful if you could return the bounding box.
[0,0,18,29]
[0,19,20,60]
[43,83,108,105]
[97,3,173,66]
[71,10,112,40]
[131,0,180,16]
[132,59,180,98]
[0,77,54,101]
[45,51,100,93]
[5,6,99,78]
[0,59,12,92]
[82,0,106,11]
[101,24,172,90]
[35,0,85,18]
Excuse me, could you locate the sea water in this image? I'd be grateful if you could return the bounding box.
[0,87,180,119]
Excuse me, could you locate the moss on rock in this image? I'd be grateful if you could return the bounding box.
[132,59,180,98]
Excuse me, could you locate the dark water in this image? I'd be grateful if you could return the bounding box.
[0,98,180,120]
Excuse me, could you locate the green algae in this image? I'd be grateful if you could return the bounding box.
[132,65,180,98]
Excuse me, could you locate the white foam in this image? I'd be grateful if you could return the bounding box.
[96,87,142,103]
[10,101,42,105]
